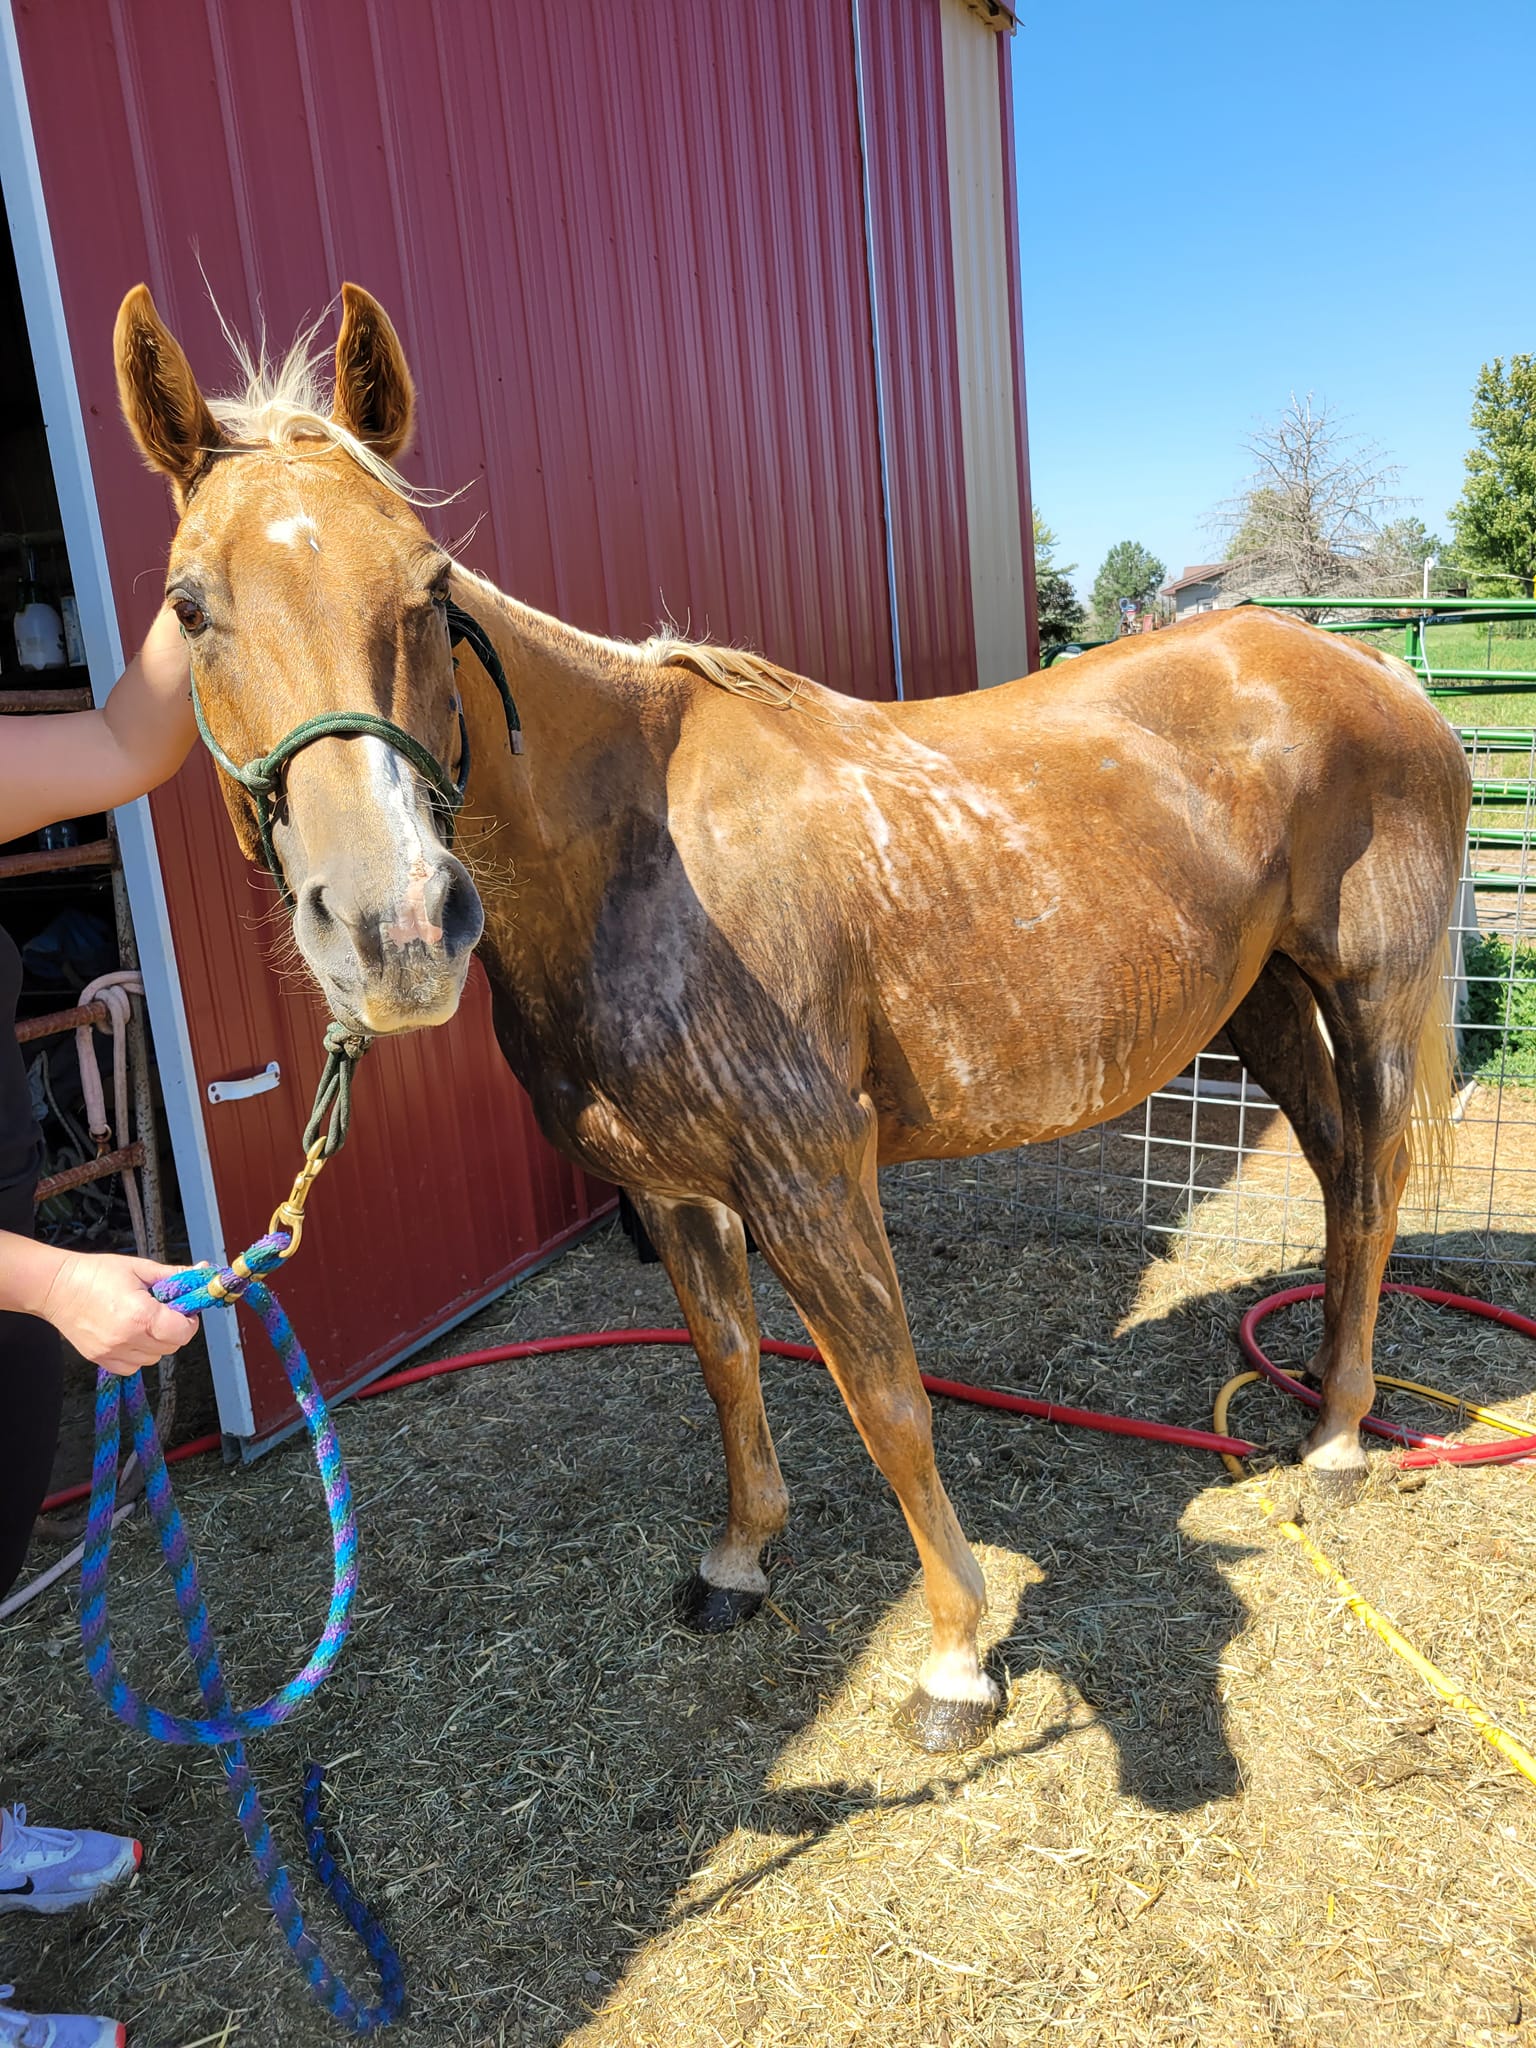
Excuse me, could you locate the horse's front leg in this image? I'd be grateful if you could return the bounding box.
[625,1191,789,1632]
[744,1102,1003,1754]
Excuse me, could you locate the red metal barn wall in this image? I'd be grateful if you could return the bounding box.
[13,0,1031,1441]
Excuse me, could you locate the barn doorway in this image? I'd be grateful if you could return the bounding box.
[0,208,183,1262]
[0,205,206,1534]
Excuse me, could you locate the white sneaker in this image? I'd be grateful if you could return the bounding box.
[0,1987,126,2048]
[0,1808,141,1916]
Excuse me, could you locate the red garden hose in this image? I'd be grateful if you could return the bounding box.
[38,1330,1260,1514]
[40,1287,1535,1518]
[1239,1283,1536,1469]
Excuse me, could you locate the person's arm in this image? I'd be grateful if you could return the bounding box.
[0,606,195,842]
[0,1230,199,1375]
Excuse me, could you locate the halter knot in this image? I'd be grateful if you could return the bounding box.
[323,1022,371,1061]
[305,1029,373,1161]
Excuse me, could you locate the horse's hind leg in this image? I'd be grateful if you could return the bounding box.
[1228,951,1433,1492]
[1299,973,1432,1489]
[625,1191,788,1632]
[1224,955,1345,1193]
[743,1100,1000,1754]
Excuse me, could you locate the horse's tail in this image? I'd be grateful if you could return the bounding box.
[1406,930,1458,1218]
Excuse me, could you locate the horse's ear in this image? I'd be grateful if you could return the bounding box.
[114,285,225,503]
[332,284,415,463]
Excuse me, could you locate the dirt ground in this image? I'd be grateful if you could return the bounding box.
[4,1194,1536,2048]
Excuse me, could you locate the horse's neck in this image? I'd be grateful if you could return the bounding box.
[452,574,665,1010]
[456,574,662,848]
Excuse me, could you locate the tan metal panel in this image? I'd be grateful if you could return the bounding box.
[939,0,1029,687]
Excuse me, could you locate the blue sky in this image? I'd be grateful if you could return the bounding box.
[1012,1,1536,598]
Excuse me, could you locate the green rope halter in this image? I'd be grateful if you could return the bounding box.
[190,696,463,902]
[185,599,521,909]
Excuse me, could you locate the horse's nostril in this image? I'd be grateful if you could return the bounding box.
[301,880,334,932]
[439,866,484,956]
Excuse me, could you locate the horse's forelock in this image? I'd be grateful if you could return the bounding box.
[202,314,460,509]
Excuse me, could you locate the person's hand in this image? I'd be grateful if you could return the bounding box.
[36,1251,200,1375]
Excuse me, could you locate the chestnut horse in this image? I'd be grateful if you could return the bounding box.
[114,285,1469,1752]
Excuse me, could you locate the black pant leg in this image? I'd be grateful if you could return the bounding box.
[0,1182,64,1600]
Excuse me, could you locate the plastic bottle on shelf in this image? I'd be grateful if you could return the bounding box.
[13,554,66,671]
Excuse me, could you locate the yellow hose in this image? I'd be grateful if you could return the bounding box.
[1358,1370,1532,1439]
[1214,1370,1536,1791]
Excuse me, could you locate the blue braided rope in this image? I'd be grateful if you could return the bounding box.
[79,1232,405,2033]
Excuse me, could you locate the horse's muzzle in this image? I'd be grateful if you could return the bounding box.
[293,853,484,1035]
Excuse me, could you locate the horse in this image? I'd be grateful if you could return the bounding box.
[113,283,1470,1753]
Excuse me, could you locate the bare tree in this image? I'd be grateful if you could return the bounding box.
[1216,395,1406,611]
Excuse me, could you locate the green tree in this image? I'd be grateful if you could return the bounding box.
[1224,486,1285,565]
[1033,506,1086,646]
[1089,540,1166,640]
[1448,356,1536,595]
[1033,506,1068,575]
[1036,568,1086,646]
[1373,515,1455,595]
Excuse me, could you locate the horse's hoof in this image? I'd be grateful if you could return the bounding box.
[894,1683,1001,1755]
[1303,1462,1367,1507]
[674,1571,763,1635]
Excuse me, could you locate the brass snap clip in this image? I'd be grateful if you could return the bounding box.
[269,1136,330,1259]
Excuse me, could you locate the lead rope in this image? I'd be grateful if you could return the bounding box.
[79,1032,404,2032]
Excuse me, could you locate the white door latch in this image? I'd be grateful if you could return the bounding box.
[206,1061,281,1105]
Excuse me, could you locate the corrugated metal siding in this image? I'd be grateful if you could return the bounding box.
[938,0,1030,688]
[14,0,946,1438]
[856,0,978,702]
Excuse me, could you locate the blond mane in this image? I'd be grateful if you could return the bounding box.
[204,310,462,508]
[449,561,820,711]
[636,636,809,707]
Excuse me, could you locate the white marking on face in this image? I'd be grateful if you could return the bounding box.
[384,861,443,948]
[359,736,442,944]
[265,513,320,550]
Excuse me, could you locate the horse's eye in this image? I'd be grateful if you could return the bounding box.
[171,597,207,635]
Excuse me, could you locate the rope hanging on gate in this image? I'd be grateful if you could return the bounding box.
[81,1230,406,2033]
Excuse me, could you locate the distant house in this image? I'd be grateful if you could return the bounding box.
[1161,563,1230,621]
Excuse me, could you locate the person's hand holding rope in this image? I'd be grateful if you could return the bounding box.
[0,1240,199,1376]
